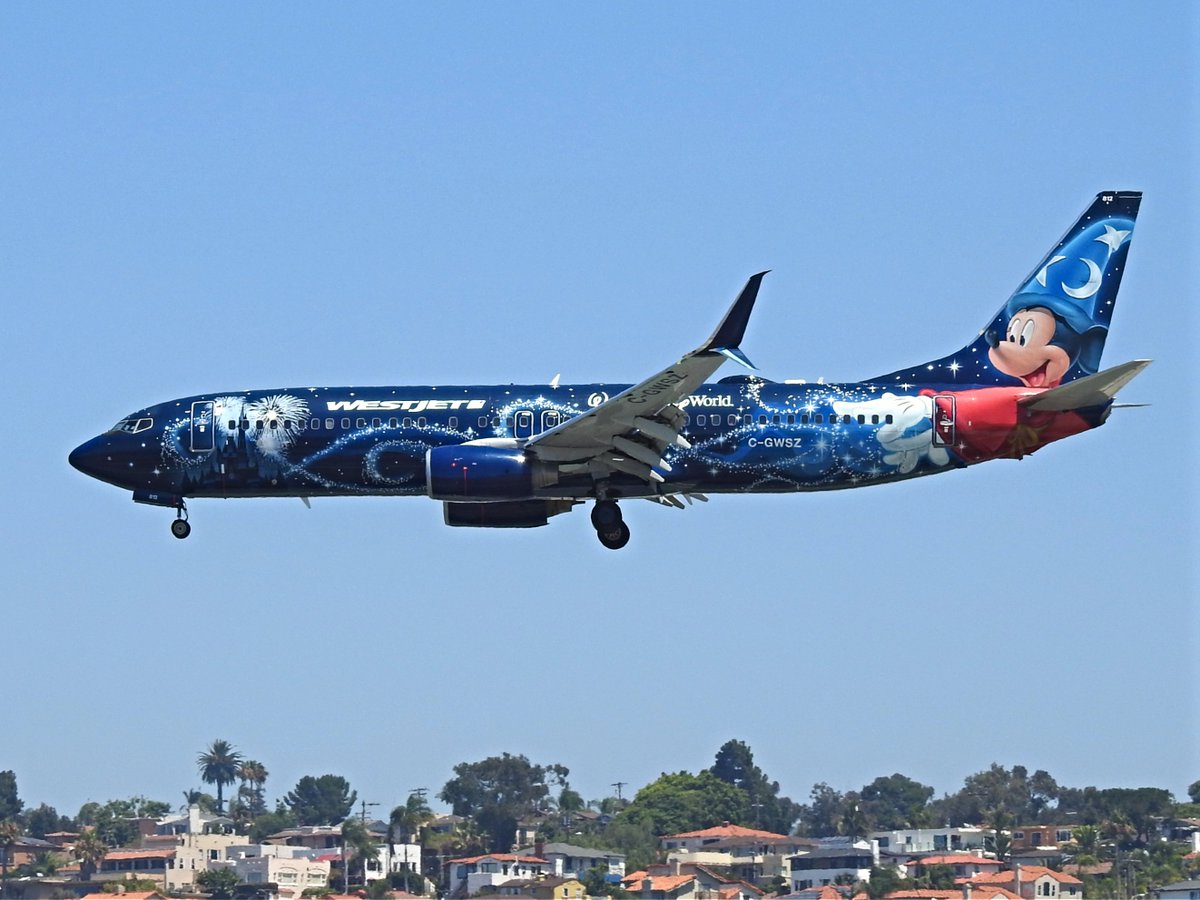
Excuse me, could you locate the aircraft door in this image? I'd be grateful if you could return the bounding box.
[190,401,215,452]
[189,403,216,453]
[514,409,535,439]
[932,394,955,448]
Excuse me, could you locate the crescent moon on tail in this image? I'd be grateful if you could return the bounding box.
[1062,257,1102,299]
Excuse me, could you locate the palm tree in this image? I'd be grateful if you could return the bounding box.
[197,739,243,815]
[237,760,269,818]
[73,829,108,881]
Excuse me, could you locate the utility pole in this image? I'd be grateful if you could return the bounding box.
[361,799,381,824]
[611,782,627,801]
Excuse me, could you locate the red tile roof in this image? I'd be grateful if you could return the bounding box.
[102,848,176,860]
[83,894,167,900]
[665,824,792,841]
[966,866,1082,886]
[908,854,998,868]
[623,872,696,893]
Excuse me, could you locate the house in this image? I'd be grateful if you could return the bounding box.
[517,842,626,881]
[667,833,817,883]
[266,825,353,851]
[905,855,1002,880]
[789,845,877,892]
[160,830,249,891]
[963,865,1082,899]
[96,848,175,885]
[1007,828,1074,853]
[623,861,763,900]
[3,835,60,869]
[81,893,169,900]
[1155,880,1200,899]
[445,853,548,897]
[486,876,587,900]
[216,852,332,899]
[869,829,986,856]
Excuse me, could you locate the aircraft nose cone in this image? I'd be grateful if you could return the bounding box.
[69,436,109,480]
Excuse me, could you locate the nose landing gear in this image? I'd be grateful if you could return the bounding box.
[170,502,191,540]
[591,499,630,550]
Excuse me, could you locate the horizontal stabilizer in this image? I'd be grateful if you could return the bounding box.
[1019,359,1151,411]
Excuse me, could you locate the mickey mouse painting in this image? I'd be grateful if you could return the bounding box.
[986,290,1108,388]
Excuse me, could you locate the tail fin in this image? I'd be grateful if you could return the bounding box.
[870,191,1142,388]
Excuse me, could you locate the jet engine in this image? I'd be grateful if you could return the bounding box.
[425,443,557,501]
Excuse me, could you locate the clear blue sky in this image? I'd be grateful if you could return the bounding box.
[2,2,1196,820]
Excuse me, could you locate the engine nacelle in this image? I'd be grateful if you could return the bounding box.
[425,443,556,501]
[443,499,576,529]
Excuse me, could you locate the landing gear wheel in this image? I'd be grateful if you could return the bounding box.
[590,499,622,530]
[170,518,192,540]
[597,522,630,550]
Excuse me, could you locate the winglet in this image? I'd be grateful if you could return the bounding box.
[1018,359,1151,411]
[699,271,769,368]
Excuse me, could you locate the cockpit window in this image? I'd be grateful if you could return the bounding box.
[108,417,154,434]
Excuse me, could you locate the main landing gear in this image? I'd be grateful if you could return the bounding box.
[170,502,191,540]
[591,499,630,550]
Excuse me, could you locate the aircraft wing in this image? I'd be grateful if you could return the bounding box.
[525,272,768,486]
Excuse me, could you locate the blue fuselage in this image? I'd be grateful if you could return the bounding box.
[69,376,1101,504]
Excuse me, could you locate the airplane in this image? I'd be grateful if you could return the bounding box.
[70,191,1148,549]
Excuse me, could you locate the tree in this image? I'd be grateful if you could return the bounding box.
[708,739,801,834]
[611,771,748,838]
[840,802,868,840]
[1189,780,1200,804]
[796,783,849,837]
[182,790,218,814]
[24,804,70,840]
[248,807,298,844]
[859,774,934,830]
[196,867,241,897]
[0,773,21,823]
[341,818,379,885]
[72,830,108,881]
[198,740,243,815]
[865,865,909,899]
[237,760,269,819]
[390,793,433,843]
[439,753,568,853]
[285,775,357,826]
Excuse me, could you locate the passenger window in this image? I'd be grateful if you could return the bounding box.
[356,418,366,428]
[478,416,488,428]
[885,414,894,424]
[325,418,334,429]
[801,414,809,424]
[857,414,865,425]
[240,418,249,430]
[871,414,879,424]
[696,414,706,426]
[743,415,752,425]
[449,416,458,429]
[270,419,279,429]
[758,415,767,425]
[255,420,264,431]
[843,415,852,424]
[310,419,320,430]
[228,420,237,430]
[728,414,738,426]
[341,418,350,429]
[787,414,795,425]
[506,416,514,429]
[389,417,398,428]
[372,417,382,428]
[403,417,412,427]
[418,417,427,427]
[772,414,780,425]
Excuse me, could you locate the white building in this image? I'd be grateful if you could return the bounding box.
[223,853,332,900]
[447,853,547,897]
[868,826,986,856]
